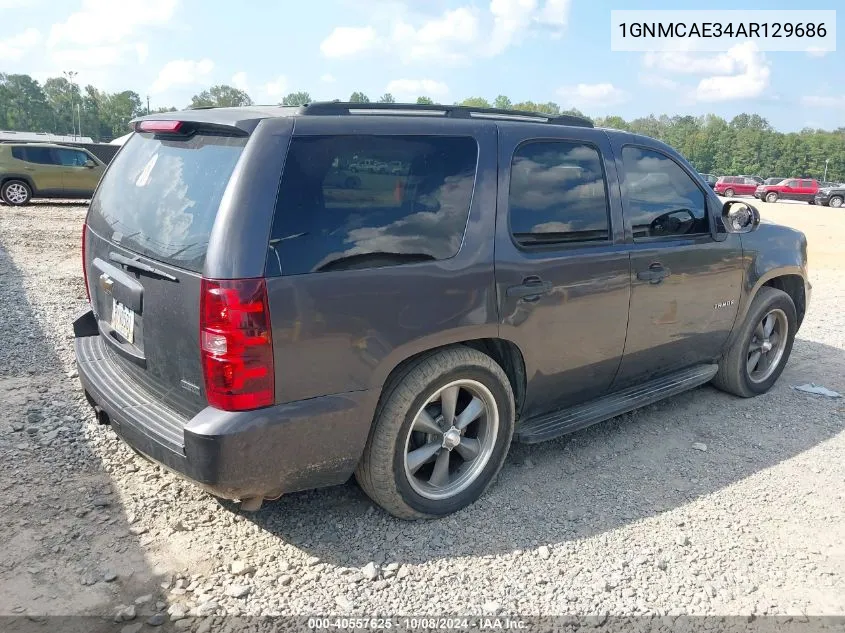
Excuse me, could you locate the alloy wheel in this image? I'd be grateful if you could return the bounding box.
[747,308,788,383]
[403,379,499,500]
[4,183,28,205]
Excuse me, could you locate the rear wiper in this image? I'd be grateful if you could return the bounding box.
[109,252,178,282]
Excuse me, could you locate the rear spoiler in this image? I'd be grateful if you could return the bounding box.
[131,107,281,135]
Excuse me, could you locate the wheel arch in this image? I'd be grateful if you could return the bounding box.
[0,173,36,194]
[373,337,528,422]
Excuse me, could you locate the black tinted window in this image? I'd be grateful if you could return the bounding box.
[269,135,478,275]
[622,146,708,239]
[509,141,610,245]
[87,133,247,272]
[16,146,58,165]
[55,148,88,166]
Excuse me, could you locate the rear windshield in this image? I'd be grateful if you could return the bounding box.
[87,132,247,272]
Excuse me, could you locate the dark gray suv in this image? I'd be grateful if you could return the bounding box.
[74,102,810,519]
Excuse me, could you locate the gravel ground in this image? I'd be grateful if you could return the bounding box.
[1,200,843,628]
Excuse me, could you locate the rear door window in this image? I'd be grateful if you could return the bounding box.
[86,132,248,273]
[508,140,611,246]
[15,146,59,165]
[269,135,478,275]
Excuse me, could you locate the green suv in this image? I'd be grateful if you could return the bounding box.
[0,143,106,205]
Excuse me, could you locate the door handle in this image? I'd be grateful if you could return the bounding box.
[637,263,671,284]
[507,277,553,301]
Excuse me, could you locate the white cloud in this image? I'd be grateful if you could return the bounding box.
[320,73,336,83]
[320,26,379,58]
[232,71,248,91]
[0,28,41,61]
[0,0,38,7]
[150,58,214,94]
[47,0,177,69]
[694,43,770,102]
[642,42,770,103]
[806,47,829,58]
[801,95,844,108]
[263,76,288,99]
[557,83,628,109]
[320,0,571,64]
[385,78,449,101]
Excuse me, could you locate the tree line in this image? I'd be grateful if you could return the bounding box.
[2,73,842,181]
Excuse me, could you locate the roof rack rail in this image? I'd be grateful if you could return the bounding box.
[297,101,594,128]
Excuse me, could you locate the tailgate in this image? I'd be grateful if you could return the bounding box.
[84,130,249,417]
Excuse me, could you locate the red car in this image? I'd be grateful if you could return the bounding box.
[754,178,819,204]
[714,176,759,197]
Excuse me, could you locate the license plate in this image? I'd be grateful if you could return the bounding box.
[111,298,135,343]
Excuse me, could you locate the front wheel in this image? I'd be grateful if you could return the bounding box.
[765,192,778,203]
[724,188,735,197]
[712,287,797,398]
[829,195,843,208]
[1,180,31,206]
[355,347,515,519]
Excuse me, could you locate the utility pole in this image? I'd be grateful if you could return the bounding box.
[63,70,78,139]
[824,158,829,182]
[77,104,82,139]
[147,95,151,115]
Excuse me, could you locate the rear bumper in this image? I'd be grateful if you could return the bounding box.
[814,195,829,205]
[73,309,375,500]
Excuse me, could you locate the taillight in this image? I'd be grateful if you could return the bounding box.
[81,222,90,303]
[200,278,275,411]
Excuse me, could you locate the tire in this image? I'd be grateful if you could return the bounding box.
[829,196,843,208]
[724,188,735,197]
[355,346,515,519]
[712,287,797,398]
[765,191,778,203]
[1,180,31,206]
[808,199,815,205]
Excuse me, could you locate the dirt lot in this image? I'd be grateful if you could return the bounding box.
[0,198,843,628]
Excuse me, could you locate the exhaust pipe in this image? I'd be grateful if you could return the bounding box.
[94,406,110,426]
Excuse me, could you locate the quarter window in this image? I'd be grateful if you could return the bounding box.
[269,135,478,275]
[508,141,610,246]
[621,146,709,239]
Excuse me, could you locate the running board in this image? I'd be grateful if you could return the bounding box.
[514,364,719,444]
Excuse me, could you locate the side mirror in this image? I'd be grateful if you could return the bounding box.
[84,159,97,168]
[722,200,760,234]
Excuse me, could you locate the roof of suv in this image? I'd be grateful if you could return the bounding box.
[135,101,596,134]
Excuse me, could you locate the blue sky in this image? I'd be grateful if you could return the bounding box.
[1,0,841,131]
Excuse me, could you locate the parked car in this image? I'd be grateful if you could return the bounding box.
[700,173,718,189]
[714,176,759,197]
[755,178,819,203]
[814,184,845,208]
[73,102,810,519]
[0,142,106,205]
[763,177,786,186]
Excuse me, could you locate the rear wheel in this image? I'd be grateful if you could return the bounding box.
[829,195,843,208]
[1,180,31,206]
[355,347,514,519]
[765,191,778,203]
[712,287,796,398]
[724,188,735,197]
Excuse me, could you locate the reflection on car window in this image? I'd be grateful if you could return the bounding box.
[508,141,610,246]
[270,135,478,275]
[622,146,708,239]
